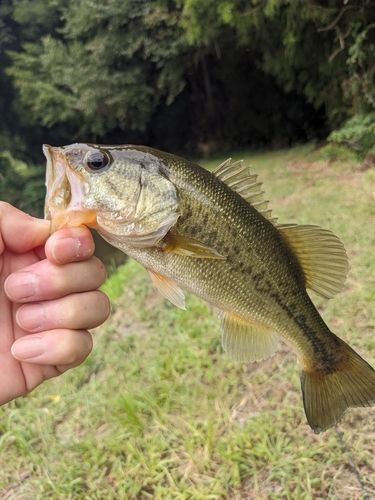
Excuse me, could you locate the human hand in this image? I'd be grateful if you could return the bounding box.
[0,202,110,405]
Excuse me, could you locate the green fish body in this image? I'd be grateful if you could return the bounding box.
[43,143,375,433]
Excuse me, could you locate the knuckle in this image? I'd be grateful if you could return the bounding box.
[97,291,111,320]
[92,256,107,284]
[64,329,92,364]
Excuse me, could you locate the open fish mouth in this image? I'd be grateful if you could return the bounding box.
[43,144,65,221]
[43,144,98,232]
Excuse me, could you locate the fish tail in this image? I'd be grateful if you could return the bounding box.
[300,335,375,433]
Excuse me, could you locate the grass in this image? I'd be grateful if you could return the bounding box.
[1,144,375,499]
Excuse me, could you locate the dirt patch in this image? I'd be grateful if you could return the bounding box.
[286,158,367,189]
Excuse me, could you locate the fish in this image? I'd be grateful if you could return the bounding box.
[43,142,375,433]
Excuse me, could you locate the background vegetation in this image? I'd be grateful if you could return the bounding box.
[1,0,375,217]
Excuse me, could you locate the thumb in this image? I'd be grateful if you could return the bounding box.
[0,202,50,254]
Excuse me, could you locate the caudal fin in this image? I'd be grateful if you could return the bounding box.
[300,336,375,433]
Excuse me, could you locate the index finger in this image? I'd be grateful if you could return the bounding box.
[0,202,50,254]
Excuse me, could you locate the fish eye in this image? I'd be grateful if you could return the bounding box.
[84,150,112,172]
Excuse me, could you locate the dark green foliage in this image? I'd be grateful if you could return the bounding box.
[328,113,375,161]
[3,0,330,155]
[0,154,45,217]
[180,0,375,129]
[0,155,23,207]
[1,0,375,215]
[8,0,190,137]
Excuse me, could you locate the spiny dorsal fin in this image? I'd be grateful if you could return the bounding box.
[277,224,348,299]
[219,311,279,363]
[212,159,277,223]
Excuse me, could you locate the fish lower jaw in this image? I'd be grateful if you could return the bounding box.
[49,209,98,233]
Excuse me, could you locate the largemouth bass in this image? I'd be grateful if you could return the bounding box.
[43,143,375,433]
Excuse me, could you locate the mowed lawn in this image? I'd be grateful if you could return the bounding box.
[1,145,375,499]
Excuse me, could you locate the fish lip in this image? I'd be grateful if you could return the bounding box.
[43,144,54,220]
[43,144,68,224]
[49,209,98,233]
[43,144,98,232]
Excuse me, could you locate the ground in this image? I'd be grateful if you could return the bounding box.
[1,144,375,499]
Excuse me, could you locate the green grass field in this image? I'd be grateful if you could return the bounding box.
[1,145,375,499]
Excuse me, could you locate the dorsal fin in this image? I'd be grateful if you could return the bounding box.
[277,224,349,299]
[212,159,277,223]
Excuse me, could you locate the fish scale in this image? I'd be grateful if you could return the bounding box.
[43,142,375,433]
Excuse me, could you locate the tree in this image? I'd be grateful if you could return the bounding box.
[8,0,190,138]
[180,0,375,128]
[5,0,374,160]
[0,153,45,217]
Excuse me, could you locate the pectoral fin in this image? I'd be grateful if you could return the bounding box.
[162,234,226,259]
[220,311,279,362]
[147,270,186,310]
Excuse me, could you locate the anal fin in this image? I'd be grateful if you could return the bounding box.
[147,270,186,310]
[220,311,279,362]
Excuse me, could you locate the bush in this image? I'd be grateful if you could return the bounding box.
[327,113,375,161]
[319,142,356,162]
[0,152,45,217]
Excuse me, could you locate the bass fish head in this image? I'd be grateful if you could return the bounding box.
[43,143,180,247]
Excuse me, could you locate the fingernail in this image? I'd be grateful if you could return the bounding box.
[5,271,38,300]
[16,303,46,331]
[11,336,44,360]
[52,237,81,263]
